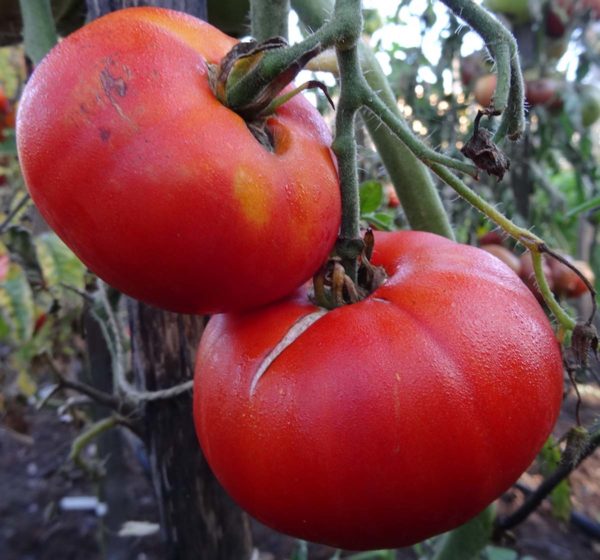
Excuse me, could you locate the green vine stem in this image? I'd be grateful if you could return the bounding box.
[363,93,478,177]
[251,0,290,41]
[531,252,576,330]
[358,46,455,240]
[333,40,364,280]
[292,0,455,239]
[440,0,525,142]
[430,163,576,332]
[69,415,121,477]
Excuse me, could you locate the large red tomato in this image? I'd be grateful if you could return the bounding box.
[17,7,341,314]
[194,231,564,550]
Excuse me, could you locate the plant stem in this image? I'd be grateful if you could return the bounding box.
[251,0,290,41]
[69,415,121,476]
[358,45,455,240]
[333,43,363,280]
[430,163,577,331]
[292,0,455,240]
[440,0,525,141]
[531,252,576,330]
[362,93,478,177]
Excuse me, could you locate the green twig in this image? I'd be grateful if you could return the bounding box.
[358,45,455,240]
[332,11,364,280]
[430,163,577,331]
[531,252,576,330]
[292,0,455,239]
[69,415,122,477]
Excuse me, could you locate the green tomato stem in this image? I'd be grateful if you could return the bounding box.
[358,52,455,239]
[531,252,576,330]
[430,163,577,332]
[440,0,525,142]
[331,2,363,281]
[362,93,479,178]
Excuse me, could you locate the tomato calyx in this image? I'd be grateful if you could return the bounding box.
[312,230,387,310]
[208,37,332,150]
[461,109,510,181]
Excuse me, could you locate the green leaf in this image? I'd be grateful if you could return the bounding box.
[540,437,571,521]
[19,0,58,65]
[34,232,85,302]
[0,262,35,343]
[432,505,495,560]
[364,212,394,231]
[360,180,384,214]
[566,196,600,218]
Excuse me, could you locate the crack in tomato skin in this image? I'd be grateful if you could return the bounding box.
[250,308,328,396]
[193,230,564,550]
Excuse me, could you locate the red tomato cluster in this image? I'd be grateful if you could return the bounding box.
[17,7,566,551]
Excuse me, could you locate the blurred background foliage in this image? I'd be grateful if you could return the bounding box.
[0,1,599,558]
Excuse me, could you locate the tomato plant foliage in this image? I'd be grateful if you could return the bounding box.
[16,7,341,314]
[194,231,564,550]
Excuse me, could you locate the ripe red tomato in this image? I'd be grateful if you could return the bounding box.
[17,7,341,314]
[194,231,564,550]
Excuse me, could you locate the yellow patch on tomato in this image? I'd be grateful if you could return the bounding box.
[234,166,271,227]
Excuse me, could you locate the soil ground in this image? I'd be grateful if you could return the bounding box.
[1,386,599,560]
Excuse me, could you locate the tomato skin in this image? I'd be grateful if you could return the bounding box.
[194,231,564,550]
[17,8,341,314]
[481,244,522,275]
